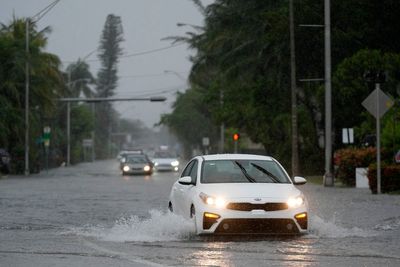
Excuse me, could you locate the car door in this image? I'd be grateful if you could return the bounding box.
[173,160,195,215]
[180,159,199,217]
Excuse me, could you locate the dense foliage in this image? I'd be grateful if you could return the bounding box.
[0,15,127,173]
[161,0,400,174]
[0,18,65,172]
[334,147,379,186]
[368,164,400,194]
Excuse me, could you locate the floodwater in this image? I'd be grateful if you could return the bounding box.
[1,160,399,266]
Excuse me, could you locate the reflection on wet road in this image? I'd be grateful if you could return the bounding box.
[1,160,400,266]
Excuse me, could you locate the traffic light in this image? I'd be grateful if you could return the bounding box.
[233,133,240,141]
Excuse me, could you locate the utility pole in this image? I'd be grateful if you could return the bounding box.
[24,0,60,175]
[289,0,299,176]
[323,0,334,186]
[24,19,30,175]
[220,90,225,153]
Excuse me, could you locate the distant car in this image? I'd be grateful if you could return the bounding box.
[168,154,308,235]
[118,150,144,168]
[121,154,153,175]
[152,151,180,172]
[0,149,10,174]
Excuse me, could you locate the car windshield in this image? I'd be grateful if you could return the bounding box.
[126,156,147,164]
[153,151,175,158]
[201,159,290,184]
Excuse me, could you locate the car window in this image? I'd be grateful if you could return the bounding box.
[201,159,290,184]
[181,160,195,177]
[126,156,147,163]
[188,160,198,184]
[154,151,175,158]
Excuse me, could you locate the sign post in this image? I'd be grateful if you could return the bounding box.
[202,137,210,155]
[362,82,393,194]
[43,126,51,173]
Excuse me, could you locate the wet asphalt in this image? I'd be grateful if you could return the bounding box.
[0,160,399,266]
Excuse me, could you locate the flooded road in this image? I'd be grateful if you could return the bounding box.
[1,160,399,266]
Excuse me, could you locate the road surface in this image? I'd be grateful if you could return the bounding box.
[1,160,399,266]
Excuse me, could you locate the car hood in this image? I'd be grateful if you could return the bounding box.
[198,183,301,201]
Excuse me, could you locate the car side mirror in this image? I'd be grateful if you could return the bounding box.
[178,176,193,185]
[293,176,307,185]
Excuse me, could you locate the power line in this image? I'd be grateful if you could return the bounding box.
[31,0,61,22]
[81,43,185,63]
[121,43,184,58]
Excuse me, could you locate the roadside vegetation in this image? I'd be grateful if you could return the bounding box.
[160,0,400,176]
[0,16,148,173]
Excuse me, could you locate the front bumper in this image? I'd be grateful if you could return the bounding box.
[154,164,179,172]
[122,167,153,175]
[196,204,308,235]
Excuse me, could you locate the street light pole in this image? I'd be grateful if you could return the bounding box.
[24,19,30,175]
[67,102,71,166]
[163,70,186,82]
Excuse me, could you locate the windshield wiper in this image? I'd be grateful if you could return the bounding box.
[250,163,280,183]
[234,161,256,183]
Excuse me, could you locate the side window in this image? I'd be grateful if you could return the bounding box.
[181,161,194,177]
[189,160,198,184]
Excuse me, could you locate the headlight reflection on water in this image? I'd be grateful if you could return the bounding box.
[189,243,233,267]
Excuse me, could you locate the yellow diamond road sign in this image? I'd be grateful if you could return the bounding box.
[362,88,393,118]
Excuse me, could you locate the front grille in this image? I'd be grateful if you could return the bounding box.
[226,202,288,211]
[215,218,299,234]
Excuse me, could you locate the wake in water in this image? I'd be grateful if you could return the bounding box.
[75,209,196,242]
[308,215,375,238]
[72,211,377,243]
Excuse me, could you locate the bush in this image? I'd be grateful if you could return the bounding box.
[367,164,400,194]
[334,147,377,186]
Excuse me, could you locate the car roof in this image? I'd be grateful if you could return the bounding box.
[200,154,274,161]
[126,154,147,158]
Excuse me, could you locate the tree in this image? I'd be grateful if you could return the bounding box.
[162,0,400,173]
[160,88,219,158]
[0,18,64,172]
[65,59,96,98]
[333,49,400,147]
[95,14,124,158]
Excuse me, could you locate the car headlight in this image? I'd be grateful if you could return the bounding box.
[154,162,159,166]
[170,160,179,167]
[122,165,130,172]
[143,165,151,172]
[199,192,227,209]
[287,195,305,208]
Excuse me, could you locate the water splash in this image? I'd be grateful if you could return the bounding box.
[72,211,377,242]
[374,217,400,231]
[76,209,196,242]
[308,215,375,238]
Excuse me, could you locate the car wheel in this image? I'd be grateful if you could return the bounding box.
[190,205,198,233]
[168,202,173,212]
[190,205,195,218]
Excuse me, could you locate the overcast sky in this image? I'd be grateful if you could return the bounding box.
[1,0,211,128]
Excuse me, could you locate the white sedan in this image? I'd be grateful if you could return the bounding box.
[168,154,308,235]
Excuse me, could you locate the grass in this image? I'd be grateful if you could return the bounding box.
[305,175,323,185]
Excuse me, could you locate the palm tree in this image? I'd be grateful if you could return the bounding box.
[0,18,64,172]
[65,59,96,98]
